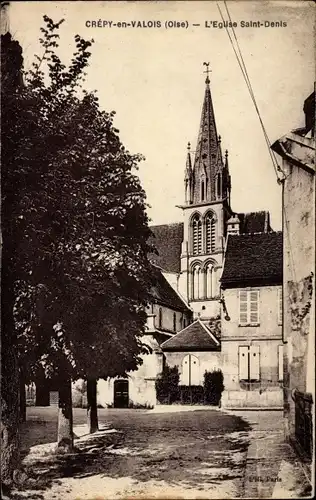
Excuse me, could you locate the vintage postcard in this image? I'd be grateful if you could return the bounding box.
[1,0,315,499]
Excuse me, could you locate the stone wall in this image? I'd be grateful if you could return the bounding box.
[282,154,315,441]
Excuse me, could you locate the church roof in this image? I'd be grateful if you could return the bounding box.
[161,319,220,352]
[149,266,190,313]
[149,222,184,273]
[192,75,223,203]
[221,231,282,288]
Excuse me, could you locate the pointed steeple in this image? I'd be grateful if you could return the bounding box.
[192,65,223,204]
[184,142,193,204]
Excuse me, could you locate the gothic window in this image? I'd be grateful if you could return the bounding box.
[205,264,213,298]
[192,265,202,300]
[217,173,222,199]
[201,181,205,201]
[205,213,216,253]
[192,214,202,255]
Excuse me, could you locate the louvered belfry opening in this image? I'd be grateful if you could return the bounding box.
[205,213,216,253]
[192,214,202,255]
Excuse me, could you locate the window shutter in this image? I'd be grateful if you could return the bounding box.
[239,346,249,380]
[278,288,283,325]
[249,345,260,381]
[278,345,284,381]
[239,291,248,325]
[190,355,200,385]
[182,355,190,385]
[249,290,259,324]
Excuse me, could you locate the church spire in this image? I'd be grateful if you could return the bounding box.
[191,64,223,204]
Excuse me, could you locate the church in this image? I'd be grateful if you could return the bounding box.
[96,68,284,410]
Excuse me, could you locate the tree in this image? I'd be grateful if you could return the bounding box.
[1,30,25,489]
[203,369,224,405]
[155,365,180,404]
[2,13,156,478]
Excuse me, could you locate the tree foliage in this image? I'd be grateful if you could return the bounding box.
[155,365,180,404]
[2,16,156,387]
[203,369,224,405]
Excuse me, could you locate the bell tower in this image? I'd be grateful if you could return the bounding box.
[178,64,232,320]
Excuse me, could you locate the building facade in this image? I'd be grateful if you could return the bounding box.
[272,90,315,458]
[149,72,283,408]
[220,231,283,408]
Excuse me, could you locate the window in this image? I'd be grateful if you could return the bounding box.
[192,265,203,300]
[173,312,176,332]
[205,213,216,253]
[192,214,202,255]
[217,173,222,199]
[239,290,260,325]
[201,181,205,201]
[158,307,162,329]
[205,263,218,298]
[278,345,284,381]
[182,354,200,385]
[239,345,260,382]
[278,288,283,325]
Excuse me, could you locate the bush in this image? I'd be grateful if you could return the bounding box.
[155,365,180,404]
[179,385,204,404]
[204,369,224,405]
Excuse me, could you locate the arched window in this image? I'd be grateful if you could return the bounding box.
[158,307,162,328]
[201,180,205,201]
[205,213,216,253]
[217,173,222,199]
[205,263,219,298]
[173,312,177,332]
[192,265,202,300]
[205,263,213,298]
[192,214,202,255]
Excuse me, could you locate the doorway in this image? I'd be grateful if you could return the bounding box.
[113,379,129,408]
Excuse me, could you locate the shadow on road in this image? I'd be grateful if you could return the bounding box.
[12,409,251,499]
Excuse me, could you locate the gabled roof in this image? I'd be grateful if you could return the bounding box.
[238,211,271,234]
[149,266,190,313]
[221,231,282,288]
[149,222,184,273]
[161,319,220,352]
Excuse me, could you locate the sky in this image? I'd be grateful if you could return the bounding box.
[8,0,315,230]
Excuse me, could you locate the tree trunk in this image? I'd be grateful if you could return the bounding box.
[87,378,98,434]
[57,378,74,451]
[1,323,20,486]
[19,375,26,423]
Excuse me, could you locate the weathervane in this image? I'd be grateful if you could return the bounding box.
[203,62,211,83]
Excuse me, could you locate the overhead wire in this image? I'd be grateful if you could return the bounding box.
[217,1,297,283]
[217,1,284,182]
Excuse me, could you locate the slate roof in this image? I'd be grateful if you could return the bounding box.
[149,266,190,313]
[149,222,184,273]
[161,319,220,352]
[221,231,282,288]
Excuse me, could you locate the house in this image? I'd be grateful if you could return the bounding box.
[220,230,283,408]
[271,89,315,459]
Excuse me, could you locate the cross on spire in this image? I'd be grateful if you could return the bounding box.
[203,62,211,84]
